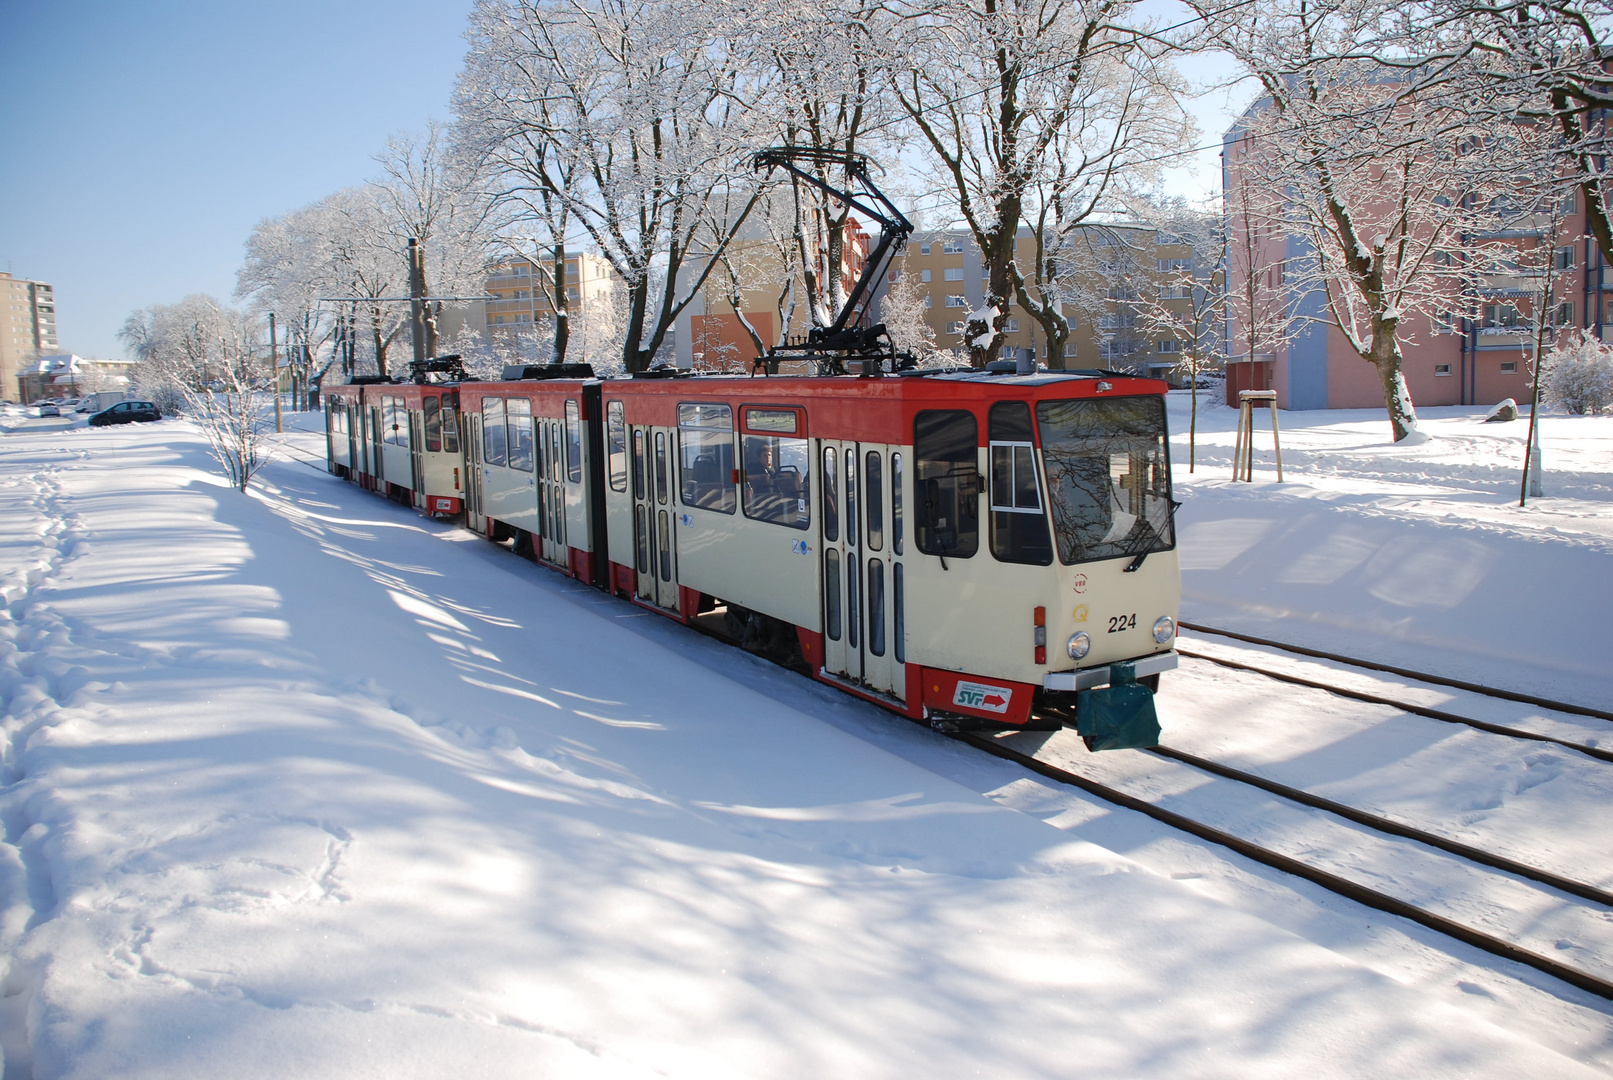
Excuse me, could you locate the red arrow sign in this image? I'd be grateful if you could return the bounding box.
[982,694,1007,708]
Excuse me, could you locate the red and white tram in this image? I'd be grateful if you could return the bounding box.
[326,365,1180,743]
[325,378,466,518]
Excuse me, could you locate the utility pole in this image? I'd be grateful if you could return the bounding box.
[268,312,283,434]
[408,238,428,369]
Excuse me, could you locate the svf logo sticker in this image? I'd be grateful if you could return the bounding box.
[952,681,1011,714]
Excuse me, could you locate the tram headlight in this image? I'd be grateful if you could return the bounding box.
[1066,632,1091,660]
[1152,616,1176,644]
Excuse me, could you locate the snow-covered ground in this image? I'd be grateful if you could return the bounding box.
[0,401,1608,1078]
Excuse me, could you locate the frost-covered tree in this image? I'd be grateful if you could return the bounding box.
[1544,330,1613,414]
[119,296,275,491]
[1412,0,1613,264]
[1198,0,1494,442]
[746,0,897,333]
[373,121,491,361]
[880,265,944,364]
[456,0,767,372]
[879,0,1192,367]
[1134,203,1228,471]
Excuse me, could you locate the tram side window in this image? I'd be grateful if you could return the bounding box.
[391,398,410,448]
[607,402,628,492]
[424,397,441,452]
[633,430,645,500]
[565,400,582,483]
[507,398,534,471]
[441,398,459,454]
[988,401,1053,565]
[482,397,507,466]
[677,403,735,513]
[1036,396,1175,565]
[741,434,810,529]
[914,409,980,559]
[382,398,396,445]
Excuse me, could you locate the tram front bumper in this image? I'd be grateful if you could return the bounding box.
[1042,650,1178,692]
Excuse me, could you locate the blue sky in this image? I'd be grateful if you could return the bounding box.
[0,0,476,359]
[0,0,1242,362]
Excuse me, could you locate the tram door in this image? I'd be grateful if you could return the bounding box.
[408,410,425,507]
[466,412,486,534]
[819,441,905,699]
[346,404,360,472]
[535,417,566,563]
[369,405,384,485]
[630,425,678,610]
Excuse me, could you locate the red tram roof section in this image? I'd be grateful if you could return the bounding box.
[331,370,1167,445]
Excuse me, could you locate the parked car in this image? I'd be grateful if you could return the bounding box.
[37,403,60,418]
[88,401,161,427]
[78,391,129,413]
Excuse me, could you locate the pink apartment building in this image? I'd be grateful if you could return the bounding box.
[1222,118,1605,411]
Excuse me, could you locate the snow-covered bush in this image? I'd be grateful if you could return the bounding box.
[1544,332,1613,415]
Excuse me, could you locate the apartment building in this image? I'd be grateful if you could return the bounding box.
[1221,109,1604,410]
[473,252,618,352]
[2,272,59,402]
[887,226,1209,377]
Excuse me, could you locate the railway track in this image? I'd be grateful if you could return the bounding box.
[1179,621,1613,723]
[961,624,1613,1002]
[962,729,1613,1002]
[1174,626,1613,764]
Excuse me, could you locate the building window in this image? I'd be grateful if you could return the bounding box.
[942,239,964,254]
[945,321,965,335]
[1064,343,1078,357]
[923,295,932,309]
[1157,340,1181,353]
[1483,304,1519,328]
[1556,301,1574,326]
[1555,246,1575,271]
[945,295,967,308]
[1157,258,1189,272]
[943,267,964,281]
[920,243,931,255]
[920,269,932,283]
[1500,361,1518,373]
[1434,363,1452,375]
[889,270,902,283]
[1003,318,1019,333]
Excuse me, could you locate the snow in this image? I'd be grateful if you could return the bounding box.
[0,406,1609,1076]
[1169,393,1613,708]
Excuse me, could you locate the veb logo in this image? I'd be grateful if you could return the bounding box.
[952,680,1011,714]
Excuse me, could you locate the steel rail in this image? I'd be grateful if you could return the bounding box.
[1147,744,1613,908]
[959,731,1613,1002]
[1179,621,1613,723]
[1174,646,1613,765]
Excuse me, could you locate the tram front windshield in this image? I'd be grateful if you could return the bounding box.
[1036,396,1174,565]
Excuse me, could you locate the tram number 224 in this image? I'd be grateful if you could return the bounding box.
[1107,613,1137,634]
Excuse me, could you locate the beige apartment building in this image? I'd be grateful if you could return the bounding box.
[887,226,1208,378]
[2,272,59,402]
[475,252,617,353]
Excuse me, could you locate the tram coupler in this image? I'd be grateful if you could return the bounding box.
[1075,662,1161,751]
